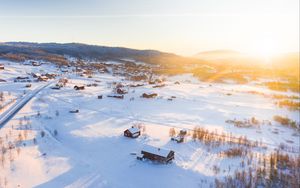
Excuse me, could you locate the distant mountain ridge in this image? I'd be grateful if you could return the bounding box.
[0,42,208,70]
[0,42,168,61]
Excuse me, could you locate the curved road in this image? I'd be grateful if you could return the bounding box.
[0,82,52,128]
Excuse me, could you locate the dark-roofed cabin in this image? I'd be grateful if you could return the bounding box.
[124,127,140,138]
[74,85,85,90]
[116,88,128,94]
[14,76,30,82]
[137,145,175,163]
[51,85,61,90]
[69,109,79,113]
[107,94,124,99]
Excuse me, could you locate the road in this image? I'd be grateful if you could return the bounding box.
[0,82,52,128]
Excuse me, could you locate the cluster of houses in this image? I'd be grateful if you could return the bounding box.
[14,72,57,83]
[32,72,56,82]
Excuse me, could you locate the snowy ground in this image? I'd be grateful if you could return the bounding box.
[0,60,299,188]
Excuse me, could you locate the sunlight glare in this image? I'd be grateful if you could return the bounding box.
[249,38,280,63]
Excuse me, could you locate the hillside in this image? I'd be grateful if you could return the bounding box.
[0,42,201,66]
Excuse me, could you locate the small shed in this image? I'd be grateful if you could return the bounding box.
[124,127,140,138]
[0,64,4,70]
[51,85,61,90]
[171,129,187,143]
[137,145,175,163]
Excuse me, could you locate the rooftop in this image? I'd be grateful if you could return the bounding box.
[142,145,172,158]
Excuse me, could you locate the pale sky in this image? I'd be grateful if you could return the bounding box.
[0,0,299,56]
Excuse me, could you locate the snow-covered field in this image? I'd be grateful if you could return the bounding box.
[0,60,299,188]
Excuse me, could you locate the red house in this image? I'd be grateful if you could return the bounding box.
[124,127,140,138]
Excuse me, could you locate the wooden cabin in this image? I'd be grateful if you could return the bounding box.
[107,94,124,99]
[0,64,4,70]
[137,145,175,163]
[14,76,30,82]
[45,73,56,79]
[31,73,41,78]
[124,127,140,138]
[116,88,127,94]
[69,109,79,113]
[141,93,158,98]
[31,61,41,66]
[37,76,49,82]
[74,85,85,90]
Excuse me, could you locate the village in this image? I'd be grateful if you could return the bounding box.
[0,59,299,188]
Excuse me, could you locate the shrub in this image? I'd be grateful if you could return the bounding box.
[277,100,300,111]
[273,115,299,130]
[222,148,246,158]
[169,128,176,137]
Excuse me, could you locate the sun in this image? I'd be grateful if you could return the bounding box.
[256,41,278,60]
[248,38,280,63]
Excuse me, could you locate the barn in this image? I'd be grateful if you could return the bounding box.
[137,145,175,163]
[124,127,140,138]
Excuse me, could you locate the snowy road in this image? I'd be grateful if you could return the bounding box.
[0,82,53,128]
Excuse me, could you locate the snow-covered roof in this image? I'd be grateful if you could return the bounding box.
[39,76,48,79]
[127,127,140,134]
[141,145,172,158]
